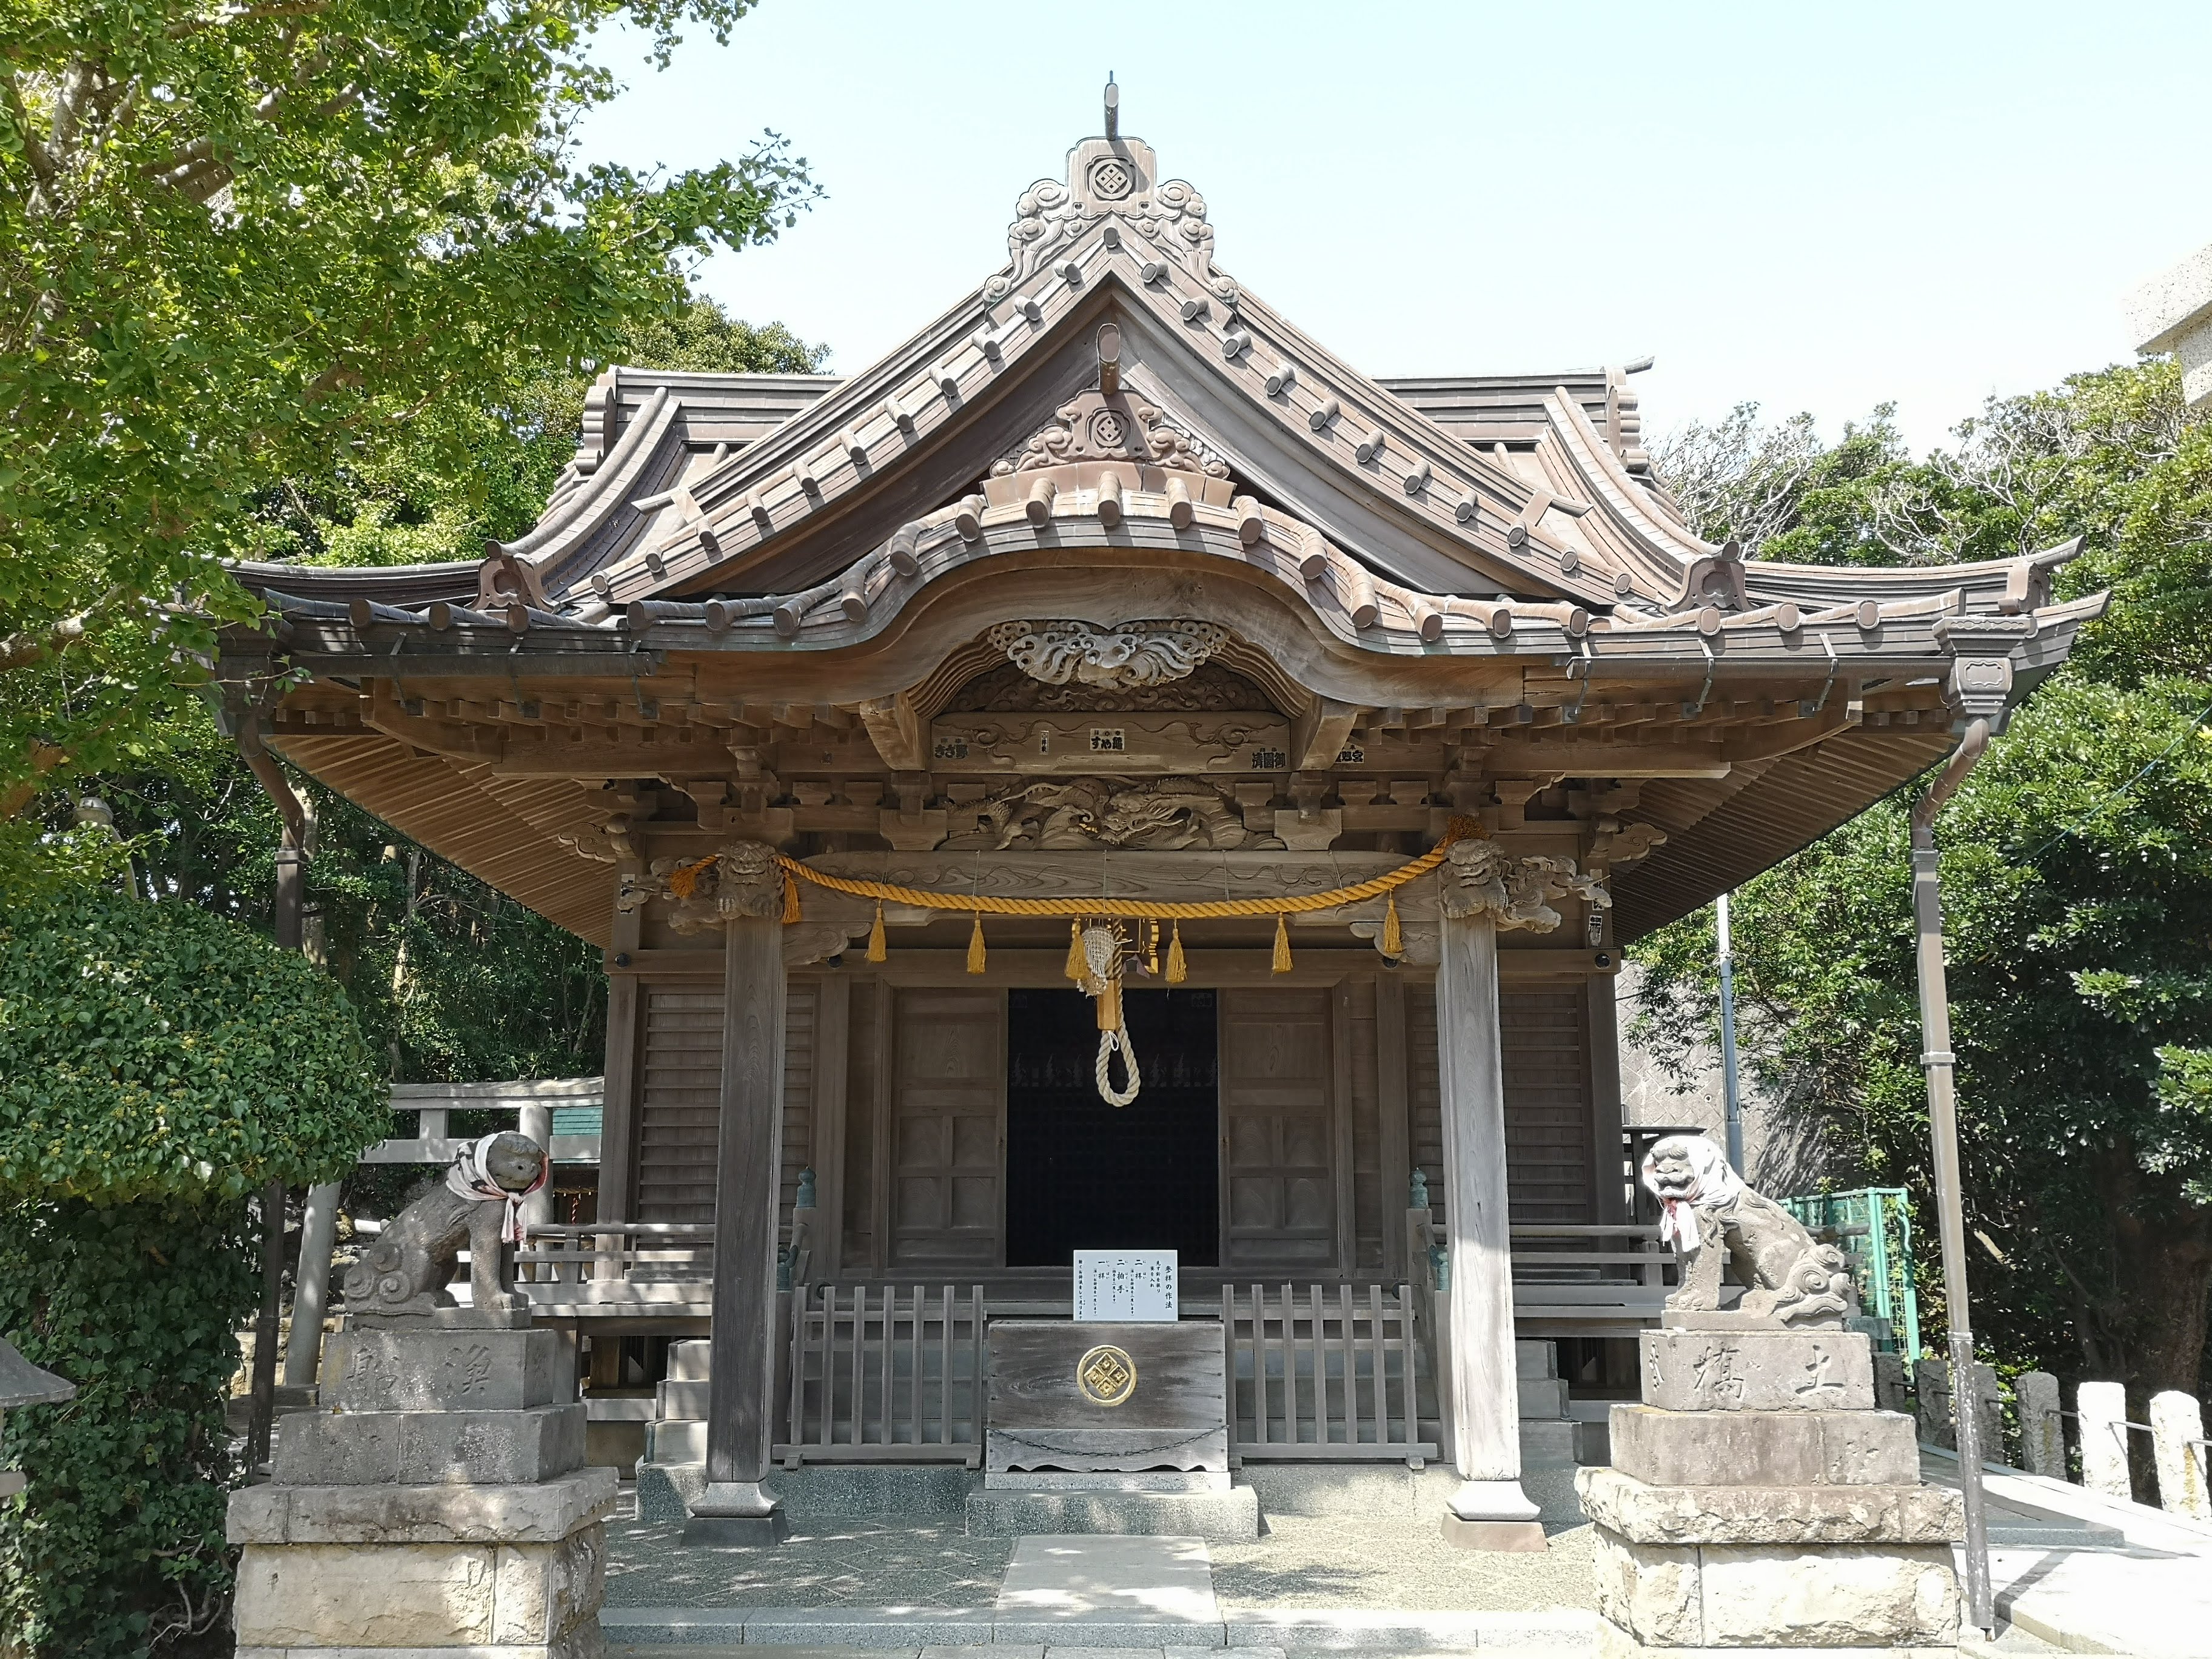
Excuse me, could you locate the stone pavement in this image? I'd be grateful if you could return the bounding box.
[1921,1450,2212,1659]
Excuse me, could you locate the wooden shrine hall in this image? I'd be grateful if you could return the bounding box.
[224,97,2096,1542]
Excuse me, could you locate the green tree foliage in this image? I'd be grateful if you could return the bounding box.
[0,888,384,1655]
[0,886,387,1202]
[0,0,817,812]
[266,300,826,568]
[1634,360,2212,1400]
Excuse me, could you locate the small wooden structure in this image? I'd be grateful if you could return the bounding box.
[224,98,2096,1533]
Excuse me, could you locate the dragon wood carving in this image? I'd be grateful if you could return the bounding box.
[988,619,1229,691]
[940,776,1280,851]
[1434,839,1609,933]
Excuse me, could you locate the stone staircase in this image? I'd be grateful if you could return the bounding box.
[637,1336,710,1520]
[1517,1338,1578,1470]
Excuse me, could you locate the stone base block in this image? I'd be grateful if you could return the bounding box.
[642,1418,705,1464]
[964,1483,1259,1541]
[1592,1528,1958,1648]
[1578,1467,1963,1545]
[323,1326,571,1414]
[1522,1416,1578,1469]
[680,1509,789,1546]
[233,1526,604,1651]
[228,1469,617,1546]
[1641,1329,1875,1413]
[275,1404,586,1487]
[1610,1404,1920,1487]
[1440,1514,1549,1552]
[654,1377,711,1418]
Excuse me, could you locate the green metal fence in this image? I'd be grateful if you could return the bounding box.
[1779,1188,1922,1358]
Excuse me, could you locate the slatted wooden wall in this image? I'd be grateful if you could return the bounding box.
[1496,987,1593,1224]
[632,977,817,1224]
[888,987,1003,1267]
[1406,978,1595,1228]
[1219,988,1336,1269]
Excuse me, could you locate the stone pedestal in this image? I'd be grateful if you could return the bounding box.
[229,1312,615,1658]
[1580,1321,1961,1658]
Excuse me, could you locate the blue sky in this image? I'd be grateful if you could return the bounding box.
[574,1,2210,454]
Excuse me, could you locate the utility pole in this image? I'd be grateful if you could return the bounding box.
[1716,892,1744,1174]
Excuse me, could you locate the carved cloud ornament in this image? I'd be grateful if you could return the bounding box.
[1435,840,1609,933]
[994,392,1228,478]
[629,839,786,934]
[987,619,1229,691]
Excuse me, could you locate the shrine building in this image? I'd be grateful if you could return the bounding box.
[225,101,2096,1541]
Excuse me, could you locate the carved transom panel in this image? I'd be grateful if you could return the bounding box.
[987,619,1229,690]
[950,658,1273,715]
[938,774,1282,852]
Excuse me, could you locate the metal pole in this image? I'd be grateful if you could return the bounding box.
[1716,891,1745,1173]
[1911,718,1994,1636]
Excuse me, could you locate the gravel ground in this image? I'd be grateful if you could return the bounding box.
[604,1511,1014,1609]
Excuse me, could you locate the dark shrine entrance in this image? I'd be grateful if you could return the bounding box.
[1004,987,1220,1267]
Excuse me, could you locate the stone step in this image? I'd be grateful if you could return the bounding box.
[1516,1339,1558,1381]
[968,1481,1260,1543]
[656,1377,712,1419]
[1518,1376,1569,1418]
[645,1418,707,1464]
[600,1604,1598,1650]
[665,1339,711,1381]
[1519,1418,1577,1470]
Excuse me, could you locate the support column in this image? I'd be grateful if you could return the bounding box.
[1430,833,1608,1551]
[685,843,791,1545]
[1435,908,1541,1548]
[281,1182,341,1385]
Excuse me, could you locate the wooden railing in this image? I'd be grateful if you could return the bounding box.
[1221,1284,1438,1466]
[512,1222,714,1290]
[1509,1223,1674,1335]
[777,1284,987,1468]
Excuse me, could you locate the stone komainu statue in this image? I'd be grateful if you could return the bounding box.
[343,1131,548,1318]
[1641,1133,1857,1327]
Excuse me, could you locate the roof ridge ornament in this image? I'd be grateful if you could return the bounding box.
[985,94,1238,306]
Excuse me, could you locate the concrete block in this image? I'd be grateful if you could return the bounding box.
[2016,1370,2064,1479]
[226,1467,617,1546]
[1592,1531,1703,1645]
[770,1461,975,1520]
[233,1541,497,1646]
[1872,1351,1908,1414]
[2151,1387,2211,1519]
[742,1607,996,1645]
[323,1325,571,1413]
[1698,1542,1957,1646]
[1609,1404,1917,1487]
[1518,1339,1559,1379]
[1592,1531,1957,1648]
[655,1376,712,1418]
[276,1404,587,1486]
[1577,1467,1962,1545]
[1521,1418,1578,1469]
[2077,1379,2131,1500]
[996,1621,1224,1647]
[1520,1376,1570,1416]
[634,1459,703,1522]
[491,1528,606,1644]
[643,1418,706,1463]
[965,1484,1259,1541]
[1640,1329,1874,1413]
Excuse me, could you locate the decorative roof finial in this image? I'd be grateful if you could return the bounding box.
[1104,73,1119,141]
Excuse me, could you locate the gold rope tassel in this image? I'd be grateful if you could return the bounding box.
[1065,919,1086,984]
[1272,913,1292,974]
[967,913,987,975]
[866,902,887,963]
[782,874,802,925]
[1165,921,1188,985]
[1381,891,1403,959]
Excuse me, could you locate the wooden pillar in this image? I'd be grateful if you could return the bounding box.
[683,846,791,1545]
[1435,908,1541,1546]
